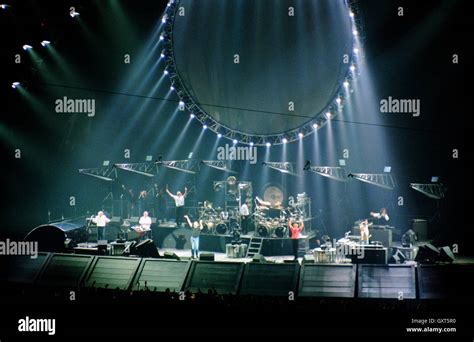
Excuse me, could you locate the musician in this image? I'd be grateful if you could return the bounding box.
[370,208,389,222]
[152,183,166,220]
[359,219,370,244]
[166,185,188,227]
[288,218,304,260]
[138,190,148,216]
[184,215,203,259]
[92,211,110,241]
[240,201,250,234]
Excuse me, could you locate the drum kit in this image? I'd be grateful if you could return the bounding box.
[254,197,304,238]
[198,201,240,235]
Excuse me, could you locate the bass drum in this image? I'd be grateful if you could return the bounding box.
[202,221,215,234]
[215,223,227,235]
[257,225,270,237]
[274,226,287,238]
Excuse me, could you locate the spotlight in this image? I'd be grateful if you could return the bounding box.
[162,14,168,23]
[265,142,271,147]
[217,133,222,138]
[352,29,358,36]
[22,44,33,51]
[203,124,208,130]
[1,4,10,9]
[40,40,51,47]
[70,10,80,18]
[249,142,254,146]
[233,139,238,144]
[11,82,20,89]
[160,53,165,58]
[353,47,359,54]
[190,113,195,118]
[350,65,355,72]
[349,11,354,18]
[159,34,165,41]
[179,100,184,107]
[298,132,304,139]
[325,111,332,119]
[282,138,288,144]
[343,81,349,87]
[163,70,169,75]
[312,123,318,129]
[170,85,175,91]
[336,97,342,104]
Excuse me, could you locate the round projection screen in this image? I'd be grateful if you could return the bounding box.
[168,0,354,143]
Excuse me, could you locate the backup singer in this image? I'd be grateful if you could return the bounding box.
[166,185,188,227]
[184,215,203,259]
[288,218,304,260]
[92,211,110,241]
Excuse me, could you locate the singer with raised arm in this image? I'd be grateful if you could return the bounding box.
[370,207,390,223]
[166,185,188,227]
[91,211,110,242]
[184,214,203,259]
[359,219,371,245]
[288,218,304,260]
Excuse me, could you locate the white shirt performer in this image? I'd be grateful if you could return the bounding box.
[92,211,110,241]
[138,211,152,231]
[166,185,188,227]
[370,208,390,222]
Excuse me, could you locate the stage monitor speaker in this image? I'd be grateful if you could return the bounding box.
[415,243,440,264]
[358,265,416,299]
[0,253,51,285]
[83,256,142,290]
[199,252,215,261]
[164,251,180,260]
[389,249,406,264]
[132,259,191,292]
[438,246,455,263]
[135,239,160,258]
[252,254,266,263]
[349,247,388,264]
[240,262,300,296]
[302,255,315,264]
[37,254,95,288]
[185,261,244,295]
[299,264,356,298]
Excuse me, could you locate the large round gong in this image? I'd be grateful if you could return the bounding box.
[171,0,353,137]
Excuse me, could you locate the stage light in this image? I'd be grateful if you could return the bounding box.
[249,142,254,146]
[266,142,271,147]
[11,82,20,89]
[233,139,238,144]
[282,138,288,144]
[170,85,175,91]
[70,10,80,18]
[179,100,184,107]
[325,111,332,119]
[312,123,318,129]
[343,81,349,87]
[160,34,165,41]
[352,29,358,36]
[163,70,169,75]
[160,53,165,58]
[22,44,32,51]
[349,11,354,18]
[203,124,208,130]
[350,65,355,72]
[298,133,304,139]
[162,14,168,23]
[217,133,222,138]
[40,40,51,47]
[1,4,10,9]
[190,113,195,118]
[353,47,359,54]
[336,97,341,104]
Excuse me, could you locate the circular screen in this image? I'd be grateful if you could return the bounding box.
[171,0,353,136]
